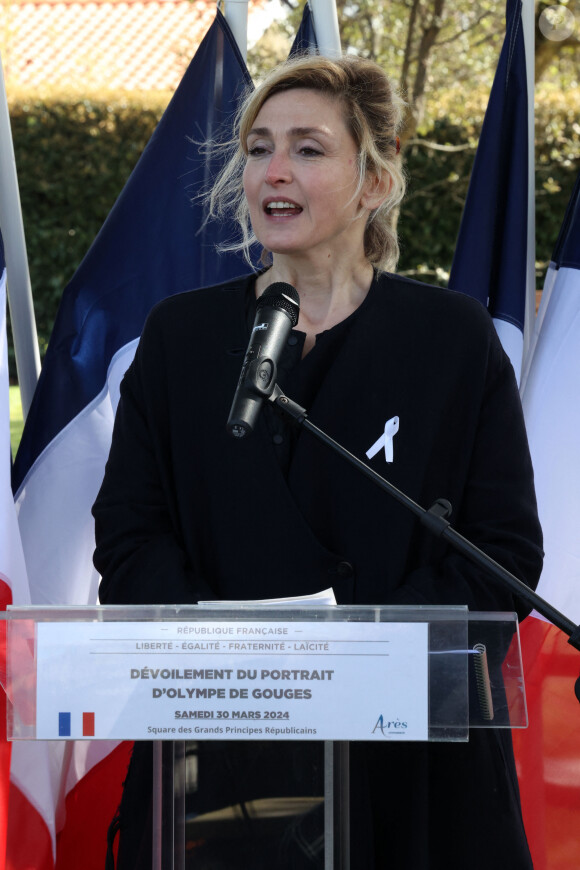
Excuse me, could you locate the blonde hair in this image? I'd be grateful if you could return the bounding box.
[208,54,406,271]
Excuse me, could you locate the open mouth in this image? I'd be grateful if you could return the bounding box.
[264,201,303,217]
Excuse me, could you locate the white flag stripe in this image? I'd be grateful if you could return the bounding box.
[492,318,524,385]
[1,265,29,603]
[62,739,122,796]
[15,339,138,606]
[519,262,559,394]
[522,265,580,623]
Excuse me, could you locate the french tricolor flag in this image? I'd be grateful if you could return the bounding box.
[7,5,320,863]
[448,2,580,863]
[57,713,95,738]
[449,0,531,384]
[513,171,580,870]
[9,12,252,869]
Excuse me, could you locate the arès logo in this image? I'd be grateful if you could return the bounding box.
[372,714,408,735]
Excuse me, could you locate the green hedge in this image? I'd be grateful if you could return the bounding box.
[397,102,579,284]
[7,92,579,375]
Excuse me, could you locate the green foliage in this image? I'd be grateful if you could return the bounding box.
[398,85,579,286]
[534,84,580,267]
[398,122,475,284]
[5,86,579,377]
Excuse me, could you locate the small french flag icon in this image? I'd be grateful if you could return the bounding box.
[59,712,95,736]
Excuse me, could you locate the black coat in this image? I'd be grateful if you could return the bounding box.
[94,271,543,869]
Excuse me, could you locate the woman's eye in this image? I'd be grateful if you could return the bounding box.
[247,145,268,156]
[299,146,322,157]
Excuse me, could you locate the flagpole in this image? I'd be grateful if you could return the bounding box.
[522,0,536,361]
[223,0,249,61]
[0,53,40,419]
[309,0,341,56]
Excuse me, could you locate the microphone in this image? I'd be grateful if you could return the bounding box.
[227,282,300,438]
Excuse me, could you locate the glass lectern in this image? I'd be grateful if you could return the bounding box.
[1,603,527,869]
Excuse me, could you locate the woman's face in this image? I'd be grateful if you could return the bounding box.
[242,88,371,262]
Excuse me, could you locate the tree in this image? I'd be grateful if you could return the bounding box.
[254,0,578,141]
[257,0,507,139]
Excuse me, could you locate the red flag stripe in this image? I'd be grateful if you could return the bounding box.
[513,617,580,870]
[6,784,54,870]
[55,741,132,870]
[0,578,13,869]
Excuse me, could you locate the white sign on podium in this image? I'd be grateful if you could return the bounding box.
[35,619,429,741]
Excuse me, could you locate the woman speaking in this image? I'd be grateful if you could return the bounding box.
[94,54,543,869]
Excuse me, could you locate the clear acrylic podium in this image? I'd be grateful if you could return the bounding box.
[0,603,528,869]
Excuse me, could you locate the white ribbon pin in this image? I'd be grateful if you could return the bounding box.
[366,416,399,463]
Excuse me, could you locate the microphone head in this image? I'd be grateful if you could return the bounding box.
[256,282,300,328]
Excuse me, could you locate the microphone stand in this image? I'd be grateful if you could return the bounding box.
[267,384,580,702]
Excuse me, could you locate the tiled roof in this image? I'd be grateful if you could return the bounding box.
[0,0,271,93]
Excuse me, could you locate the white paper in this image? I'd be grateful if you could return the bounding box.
[197,588,337,607]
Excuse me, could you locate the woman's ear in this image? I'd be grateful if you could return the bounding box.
[360,171,392,211]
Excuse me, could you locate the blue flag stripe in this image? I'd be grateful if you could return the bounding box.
[13,10,253,488]
[14,5,320,490]
[290,1,318,55]
[449,0,528,332]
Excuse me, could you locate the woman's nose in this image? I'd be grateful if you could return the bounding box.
[264,150,292,185]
